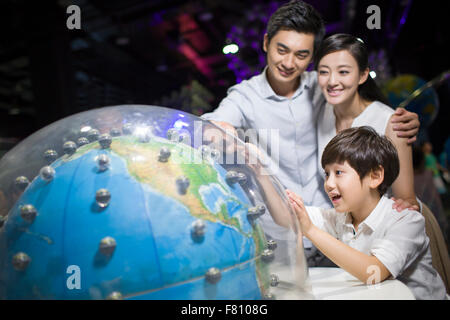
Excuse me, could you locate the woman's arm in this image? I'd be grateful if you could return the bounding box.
[390,108,420,144]
[385,118,419,209]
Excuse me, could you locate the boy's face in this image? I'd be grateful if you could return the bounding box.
[263,30,314,88]
[323,161,372,213]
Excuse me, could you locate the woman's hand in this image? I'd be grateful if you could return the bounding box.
[286,189,313,237]
[391,196,420,212]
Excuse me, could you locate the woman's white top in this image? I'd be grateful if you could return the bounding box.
[317,101,395,179]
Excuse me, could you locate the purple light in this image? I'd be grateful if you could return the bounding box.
[149,11,165,27]
[225,1,283,82]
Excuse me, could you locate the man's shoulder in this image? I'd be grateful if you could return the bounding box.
[228,72,264,92]
[303,70,318,83]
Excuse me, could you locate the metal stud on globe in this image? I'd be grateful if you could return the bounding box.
[20,204,37,223]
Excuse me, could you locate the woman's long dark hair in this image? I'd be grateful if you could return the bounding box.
[314,33,390,106]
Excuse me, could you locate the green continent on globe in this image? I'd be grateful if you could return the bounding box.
[62,135,270,296]
[111,136,242,229]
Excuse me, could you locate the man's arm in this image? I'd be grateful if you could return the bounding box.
[201,88,248,129]
[201,89,249,148]
[242,143,293,229]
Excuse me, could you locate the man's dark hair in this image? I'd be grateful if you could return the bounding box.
[321,126,400,196]
[266,0,325,58]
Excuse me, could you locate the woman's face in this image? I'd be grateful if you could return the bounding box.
[317,50,368,107]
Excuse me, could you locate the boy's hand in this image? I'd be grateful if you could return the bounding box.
[391,197,420,212]
[286,189,313,237]
[390,108,420,144]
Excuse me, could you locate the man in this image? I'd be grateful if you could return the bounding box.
[201,0,419,266]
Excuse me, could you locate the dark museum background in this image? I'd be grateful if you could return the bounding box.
[0,0,449,245]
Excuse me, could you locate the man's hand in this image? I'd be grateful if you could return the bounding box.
[203,120,239,154]
[390,108,420,144]
[391,196,420,212]
[209,121,238,137]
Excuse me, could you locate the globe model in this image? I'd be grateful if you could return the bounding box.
[383,74,440,128]
[0,105,304,300]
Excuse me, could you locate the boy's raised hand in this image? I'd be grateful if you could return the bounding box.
[286,189,313,237]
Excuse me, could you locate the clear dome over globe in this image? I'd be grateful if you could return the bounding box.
[0,105,309,300]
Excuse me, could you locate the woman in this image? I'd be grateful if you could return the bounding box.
[314,33,418,209]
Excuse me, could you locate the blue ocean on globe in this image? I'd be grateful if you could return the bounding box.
[0,134,270,299]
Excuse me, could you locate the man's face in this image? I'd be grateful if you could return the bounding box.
[263,30,315,88]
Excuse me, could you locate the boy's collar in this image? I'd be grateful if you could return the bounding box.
[344,196,389,232]
[362,195,390,231]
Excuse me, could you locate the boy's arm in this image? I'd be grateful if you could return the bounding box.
[288,191,391,284]
[306,227,391,284]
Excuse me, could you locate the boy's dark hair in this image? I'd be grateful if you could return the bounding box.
[267,0,325,58]
[321,126,400,196]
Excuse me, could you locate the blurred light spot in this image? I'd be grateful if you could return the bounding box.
[80,126,92,133]
[223,44,239,54]
[174,120,189,129]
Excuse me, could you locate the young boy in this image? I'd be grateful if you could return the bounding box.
[287,126,447,300]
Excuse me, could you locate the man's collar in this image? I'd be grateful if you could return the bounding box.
[260,66,310,99]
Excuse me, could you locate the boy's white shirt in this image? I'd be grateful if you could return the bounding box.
[305,195,447,300]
